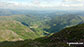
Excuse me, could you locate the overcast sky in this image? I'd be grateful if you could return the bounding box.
[0,0,84,10]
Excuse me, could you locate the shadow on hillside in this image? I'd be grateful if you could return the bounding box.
[0,37,46,47]
[0,39,33,47]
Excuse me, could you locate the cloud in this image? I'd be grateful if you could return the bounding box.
[62,3,84,7]
[0,0,84,10]
[64,0,84,2]
[61,0,84,8]
[0,2,26,9]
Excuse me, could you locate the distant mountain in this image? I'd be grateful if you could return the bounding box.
[0,9,84,16]
[0,23,84,47]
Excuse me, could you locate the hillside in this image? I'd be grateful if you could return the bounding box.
[0,20,39,41]
[0,23,84,47]
[12,15,84,34]
[0,14,84,36]
[44,15,84,33]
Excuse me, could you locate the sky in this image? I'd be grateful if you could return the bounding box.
[0,0,84,10]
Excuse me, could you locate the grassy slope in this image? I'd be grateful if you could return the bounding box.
[0,20,39,41]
